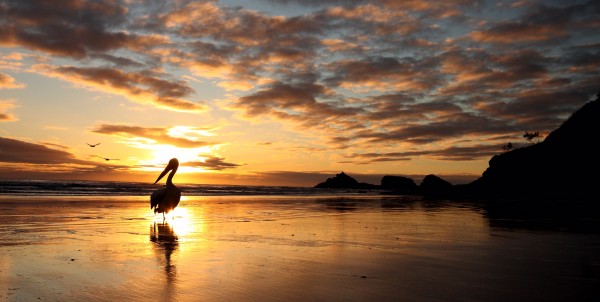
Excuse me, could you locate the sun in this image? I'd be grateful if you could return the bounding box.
[135,143,219,174]
[149,145,198,164]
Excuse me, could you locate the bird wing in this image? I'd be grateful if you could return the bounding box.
[168,187,182,210]
[150,186,166,210]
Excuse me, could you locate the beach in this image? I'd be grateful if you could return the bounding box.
[1,195,599,302]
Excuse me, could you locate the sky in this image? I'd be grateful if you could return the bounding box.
[1,0,599,187]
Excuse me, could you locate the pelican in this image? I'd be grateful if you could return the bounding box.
[150,158,181,220]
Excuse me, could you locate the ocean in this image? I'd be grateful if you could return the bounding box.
[1,179,599,301]
[0,179,377,197]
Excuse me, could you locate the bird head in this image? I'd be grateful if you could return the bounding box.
[154,158,179,184]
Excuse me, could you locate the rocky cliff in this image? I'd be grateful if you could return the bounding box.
[465,95,599,201]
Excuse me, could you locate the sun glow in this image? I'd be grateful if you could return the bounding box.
[157,206,197,237]
[137,143,220,173]
[150,145,201,164]
[168,126,215,138]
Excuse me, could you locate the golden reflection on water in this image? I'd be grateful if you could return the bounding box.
[149,221,178,299]
[159,207,198,237]
[148,205,203,296]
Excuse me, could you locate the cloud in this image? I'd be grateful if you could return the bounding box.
[0,137,144,181]
[0,136,91,165]
[91,124,216,148]
[324,56,443,92]
[0,0,168,59]
[358,111,517,145]
[0,113,17,122]
[475,88,596,127]
[469,1,600,44]
[187,156,241,171]
[439,48,552,95]
[34,65,207,113]
[0,100,18,122]
[236,80,361,117]
[217,80,255,91]
[349,143,503,163]
[0,72,24,89]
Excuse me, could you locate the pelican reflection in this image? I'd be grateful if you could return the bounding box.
[150,222,178,282]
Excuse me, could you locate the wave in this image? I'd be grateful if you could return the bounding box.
[0,179,382,197]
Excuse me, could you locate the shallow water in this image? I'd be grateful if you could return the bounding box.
[1,195,599,301]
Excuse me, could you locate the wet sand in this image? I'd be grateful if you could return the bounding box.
[1,195,599,301]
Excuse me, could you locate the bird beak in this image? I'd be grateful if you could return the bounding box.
[154,163,172,184]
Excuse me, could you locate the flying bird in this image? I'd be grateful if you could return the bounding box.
[87,143,101,147]
[150,158,181,220]
[94,155,119,161]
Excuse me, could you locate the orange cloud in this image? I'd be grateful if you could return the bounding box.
[33,64,207,113]
[0,73,24,89]
[469,25,565,44]
[0,100,18,122]
[91,124,217,148]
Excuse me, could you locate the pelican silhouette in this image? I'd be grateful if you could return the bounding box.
[150,158,181,220]
[87,142,101,147]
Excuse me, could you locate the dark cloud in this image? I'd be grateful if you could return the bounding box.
[350,143,503,163]
[489,89,594,125]
[0,136,136,180]
[469,1,600,44]
[234,80,366,132]
[263,0,366,7]
[0,136,91,165]
[561,43,600,72]
[355,111,516,145]
[324,56,442,91]
[56,65,191,97]
[0,0,133,58]
[187,156,241,171]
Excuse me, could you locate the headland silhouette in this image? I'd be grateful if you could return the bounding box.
[314,92,600,202]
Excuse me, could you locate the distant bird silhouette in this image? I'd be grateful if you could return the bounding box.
[94,155,119,161]
[150,158,181,220]
[87,143,101,147]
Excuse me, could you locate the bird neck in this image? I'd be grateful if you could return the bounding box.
[166,167,177,185]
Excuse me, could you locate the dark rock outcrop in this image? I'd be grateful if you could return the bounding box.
[419,174,453,197]
[314,94,599,201]
[465,95,600,201]
[314,172,378,189]
[380,175,418,194]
